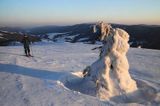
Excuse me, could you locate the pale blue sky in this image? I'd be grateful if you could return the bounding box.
[0,0,160,26]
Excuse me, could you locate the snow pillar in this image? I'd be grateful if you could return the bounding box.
[83,22,137,100]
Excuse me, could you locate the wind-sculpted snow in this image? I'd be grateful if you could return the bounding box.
[0,42,160,106]
[81,23,137,100]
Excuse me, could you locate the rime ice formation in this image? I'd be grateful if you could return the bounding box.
[83,22,138,100]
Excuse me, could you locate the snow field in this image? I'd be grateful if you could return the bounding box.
[0,42,160,106]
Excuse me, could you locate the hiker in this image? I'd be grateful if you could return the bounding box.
[22,34,31,56]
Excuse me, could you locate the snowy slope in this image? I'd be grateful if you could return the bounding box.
[0,42,160,106]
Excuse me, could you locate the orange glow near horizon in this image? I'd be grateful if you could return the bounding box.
[0,0,160,26]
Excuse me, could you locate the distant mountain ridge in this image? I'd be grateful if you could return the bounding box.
[0,30,40,46]
[0,23,160,50]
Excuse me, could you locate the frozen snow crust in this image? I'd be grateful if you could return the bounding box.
[80,23,138,100]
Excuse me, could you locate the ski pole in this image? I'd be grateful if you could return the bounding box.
[30,43,34,56]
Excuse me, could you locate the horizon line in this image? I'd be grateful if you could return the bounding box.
[1,22,160,28]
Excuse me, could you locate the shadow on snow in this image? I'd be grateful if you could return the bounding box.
[0,63,69,81]
[0,63,159,105]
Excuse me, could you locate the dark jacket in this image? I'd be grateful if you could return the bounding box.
[22,36,30,48]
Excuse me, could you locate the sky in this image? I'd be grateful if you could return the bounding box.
[0,0,160,26]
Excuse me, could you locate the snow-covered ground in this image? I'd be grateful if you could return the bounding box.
[0,42,160,106]
[47,33,68,39]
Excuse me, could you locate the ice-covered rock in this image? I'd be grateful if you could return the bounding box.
[83,22,137,100]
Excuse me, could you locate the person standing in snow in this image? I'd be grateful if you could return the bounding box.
[22,34,31,56]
